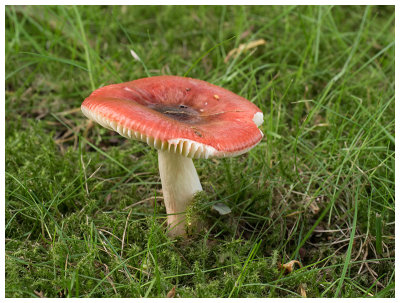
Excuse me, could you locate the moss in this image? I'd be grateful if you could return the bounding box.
[5,5,395,298]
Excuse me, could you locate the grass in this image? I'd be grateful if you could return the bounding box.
[5,5,395,298]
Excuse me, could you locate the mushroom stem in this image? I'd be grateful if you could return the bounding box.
[158,149,202,237]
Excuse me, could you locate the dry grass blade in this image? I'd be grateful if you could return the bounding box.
[121,209,133,257]
[130,49,141,62]
[88,164,103,180]
[94,261,117,295]
[123,196,164,210]
[98,228,122,242]
[57,107,82,116]
[224,39,266,63]
[83,120,94,138]
[80,155,90,195]
[365,263,384,288]
[103,263,117,294]
[299,284,307,297]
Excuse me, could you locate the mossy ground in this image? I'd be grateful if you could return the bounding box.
[5,5,395,298]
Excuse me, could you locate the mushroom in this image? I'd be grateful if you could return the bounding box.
[81,75,263,237]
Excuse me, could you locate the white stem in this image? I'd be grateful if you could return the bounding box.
[158,150,202,237]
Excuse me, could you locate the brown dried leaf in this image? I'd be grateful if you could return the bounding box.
[224,39,266,63]
[34,290,45,298]
[167,286,176,298]
[278,260,302,274]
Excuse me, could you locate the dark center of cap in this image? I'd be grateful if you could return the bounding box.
[149,104,202,124]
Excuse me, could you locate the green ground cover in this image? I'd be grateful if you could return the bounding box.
[5,5,395,298]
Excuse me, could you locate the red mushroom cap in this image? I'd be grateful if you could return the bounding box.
[81,76,263,159]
